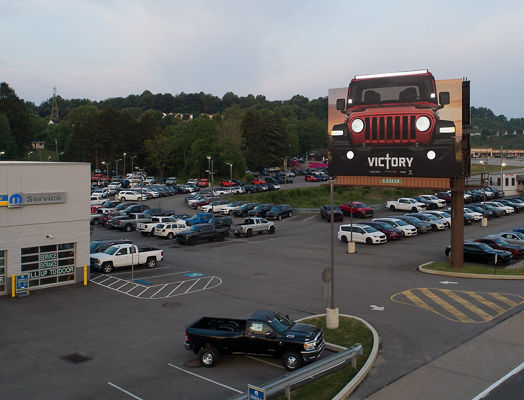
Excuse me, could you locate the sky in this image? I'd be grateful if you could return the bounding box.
[1,0,524,118]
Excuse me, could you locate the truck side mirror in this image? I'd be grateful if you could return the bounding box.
[439,92,450,108]
[336,98,345,111]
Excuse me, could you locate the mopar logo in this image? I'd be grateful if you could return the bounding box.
[8,193,23,208]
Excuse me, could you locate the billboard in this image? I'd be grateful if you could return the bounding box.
[328,70,464,178]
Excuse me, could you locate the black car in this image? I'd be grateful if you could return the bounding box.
[211,216,233,230]
[233,203,259,217]
[320,205,343,222]
[394,215,432,234]
[90,239,132,254]
[483,204,505,217]
[124,204,150,215]
[144,208,174,216]
[266,204,293,220]
[247,204,274,218]
[445,242,512,266]
[467,204,496,218]
[176,224,229,245]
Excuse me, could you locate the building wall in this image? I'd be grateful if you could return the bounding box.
[0,162,90,295]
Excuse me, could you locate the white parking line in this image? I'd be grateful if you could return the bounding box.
[138,271,191,279]
[167,281,186,296]
[150,284,167,297]
[107,382,144,399]
[136,285,151,297]
[302,215,316,222]
[167,363,243,394]
[472,362,524,400]
[184,278,201,293]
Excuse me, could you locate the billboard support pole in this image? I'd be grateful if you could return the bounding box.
[450,177,464,269]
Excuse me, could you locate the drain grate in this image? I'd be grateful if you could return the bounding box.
[61,353,92,364]
[163,302,182,308]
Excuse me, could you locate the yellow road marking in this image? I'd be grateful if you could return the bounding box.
[419,288,475,323]
[490,293,518,307]
[465,291,505,314]
[441,289,493,321]
[402,290,439,313]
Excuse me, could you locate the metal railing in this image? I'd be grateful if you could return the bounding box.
[230,343,363,399]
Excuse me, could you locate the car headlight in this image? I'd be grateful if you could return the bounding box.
[351,118,364,133]
[416,116,431,132]
[304,341,316,351]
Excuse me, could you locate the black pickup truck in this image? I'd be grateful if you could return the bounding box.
[175,223,229,245]
[184,310,325,371]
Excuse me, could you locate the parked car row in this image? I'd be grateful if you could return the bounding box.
[445,227,524,266]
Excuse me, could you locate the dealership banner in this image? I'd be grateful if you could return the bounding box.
[328,70,464,178]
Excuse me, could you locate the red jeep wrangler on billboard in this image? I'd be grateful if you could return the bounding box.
[329,69,461,178]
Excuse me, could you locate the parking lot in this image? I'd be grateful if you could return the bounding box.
[2,191,524,399]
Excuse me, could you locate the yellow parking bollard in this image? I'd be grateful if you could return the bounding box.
[11,276,15,298]
[84,265,88,286]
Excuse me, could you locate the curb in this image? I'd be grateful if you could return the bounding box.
[297,313,380,400]
[418,262,524,280]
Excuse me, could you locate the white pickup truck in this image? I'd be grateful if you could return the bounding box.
[386,198,426,212]
[137,216,175,236]
[90,243,164,273]
[233,217,275,237]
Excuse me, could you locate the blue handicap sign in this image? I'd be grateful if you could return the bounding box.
[184,272,205,278]
[248,385,265,400]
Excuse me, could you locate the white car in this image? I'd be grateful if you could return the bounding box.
[108,181,122,191]
[486,201,514,214]
[200,200,229,213]
[423,211,452,226]
[116,190,147,201]
[90,196,106,206]
[464,208,483,221]
[373,218,418,237]
[91,189,108,198]
[418,194,446,208]
[488,231,524,245]
[337,223,387,245]
[180,184,196,193]
[213,187,230,196]
[154,220,189,239]
[142,187,160,198]
[220,201,247,215]
[186,179,198,185]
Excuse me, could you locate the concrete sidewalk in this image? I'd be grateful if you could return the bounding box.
[365,310,524,400]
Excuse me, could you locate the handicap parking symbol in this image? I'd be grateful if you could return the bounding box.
[184,272,205,278]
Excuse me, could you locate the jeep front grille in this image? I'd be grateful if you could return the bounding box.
[364,115,417,144]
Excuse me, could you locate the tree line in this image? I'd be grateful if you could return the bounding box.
[0,83,327,178]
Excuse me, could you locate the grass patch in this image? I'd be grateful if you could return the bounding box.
[232,186,425,208]
[275,316,373,400]
[424,261,524,275]
[469,164,516,176]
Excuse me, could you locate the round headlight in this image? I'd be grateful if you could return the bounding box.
[416,116,431,132]
[346,151,354,160]
[351,118,364,133]
[427,150,436,160]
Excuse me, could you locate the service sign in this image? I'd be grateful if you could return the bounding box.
[5,192,67,208]
[328,70,465,178]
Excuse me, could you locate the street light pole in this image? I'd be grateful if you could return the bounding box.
[227,163,232,181]
[131,156,137,176]
[207,156,211,189]
[115,158,122,177]
[123,153,127,177]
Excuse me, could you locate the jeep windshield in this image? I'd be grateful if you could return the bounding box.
[349,75,436,106]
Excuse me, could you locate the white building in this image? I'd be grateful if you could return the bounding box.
[0,162,90,296]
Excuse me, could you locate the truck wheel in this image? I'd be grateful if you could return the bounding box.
[125,224,132,232]
[245,229,252,238]
[282,351,302,371]
[268,226,275,234]
[167,232,174,240]
[102,262,113,273]
[390,205,395,211]
[198,346,219,368]
[146,257,157,268]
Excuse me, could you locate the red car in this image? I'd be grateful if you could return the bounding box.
[305,175,319,182]
[475,238,524,258]
[197,179,209,187]
[251,179,266,185]
[338,202,374,218]
[220,180,234,187]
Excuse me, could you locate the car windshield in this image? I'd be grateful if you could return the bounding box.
[90,242,101,252]
[267,312,294,333]
[392,219,407,226]
[424,214,439,221]
[104,246,120,255]
[377,221,394,228]
[513,232,524,239]
[492,238,508,245]
[356,203,368,208]
[474,243,493,252]
[363,226,377,233]
[350,74,436,106]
